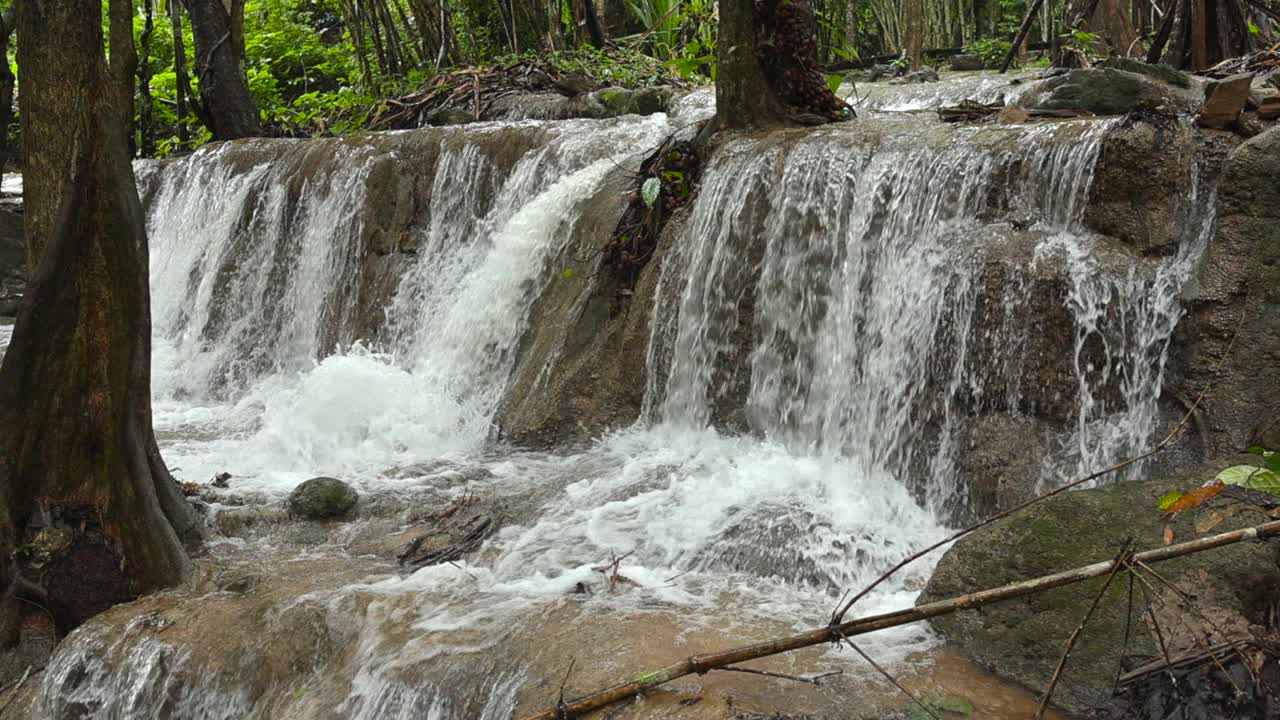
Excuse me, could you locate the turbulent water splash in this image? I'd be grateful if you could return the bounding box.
[145,116,673,490]
[647,119,1128,515]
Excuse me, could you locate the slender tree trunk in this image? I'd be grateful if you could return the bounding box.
[185,0,261,139]
[578,0,607,47]
[0,6,15,174]
[139,0,157,157]
[2,0,200,648]
[170,0,198,143]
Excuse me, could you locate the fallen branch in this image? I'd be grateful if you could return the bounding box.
[519,519,1280,719]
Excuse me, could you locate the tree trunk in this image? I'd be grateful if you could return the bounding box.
[2,0,200,645]
[185,0,261,139]
[139,0,157,157]
[717,0,787,129]
[0,6,15,174]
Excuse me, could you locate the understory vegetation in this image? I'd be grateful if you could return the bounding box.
[10,0,1217,158]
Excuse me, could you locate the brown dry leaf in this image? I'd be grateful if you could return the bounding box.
[1166,481,1226,513]
[1195,507,1239,534]
[1163,525,1174,545]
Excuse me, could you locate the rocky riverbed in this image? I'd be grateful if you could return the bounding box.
[2,63,1279,719]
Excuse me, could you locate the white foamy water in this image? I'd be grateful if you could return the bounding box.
[848,70,1040,112]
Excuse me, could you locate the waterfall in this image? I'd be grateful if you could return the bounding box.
[144,116,674,490]
[20,85,1220,718]
[644,117,1203,515]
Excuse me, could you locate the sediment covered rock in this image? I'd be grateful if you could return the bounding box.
[287,477,359,519]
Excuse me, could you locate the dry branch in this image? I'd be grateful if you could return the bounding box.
[519,519,1280,719]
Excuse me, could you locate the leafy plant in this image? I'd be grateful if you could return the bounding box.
[1157,447,1280,513]
[1060,28,1104,66]
[965,38,1014,69]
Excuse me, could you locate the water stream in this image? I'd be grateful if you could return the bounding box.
[4,75,1214,718]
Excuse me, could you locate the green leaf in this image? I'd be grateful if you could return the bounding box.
[1157,491,1184,511]
[1249,21,1261,36]
[1217,465,1280,496]
[641,177,661,209]
[826,73,844,94]
[562,268,574,279]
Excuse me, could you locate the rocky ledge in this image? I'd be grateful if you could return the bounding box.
[920,477,1280,718]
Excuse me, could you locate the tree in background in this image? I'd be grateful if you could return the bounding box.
[0,0,200,649]
[186,0,262,138]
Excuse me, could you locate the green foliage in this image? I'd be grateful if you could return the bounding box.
[1157,447,1280,513]
[1216,447,1280,494]
[1060,28,1104,65]
[624,0,717,80]
[641,177,661,208]
[965,38,1013,69]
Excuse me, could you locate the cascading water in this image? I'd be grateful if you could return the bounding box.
[22,77,1218,719]
[645,117,1148,517]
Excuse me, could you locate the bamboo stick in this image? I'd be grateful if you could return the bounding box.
[520,519,1280,720]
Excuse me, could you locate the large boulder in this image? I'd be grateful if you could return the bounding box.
[1172,126,1280,455]
[1023,67,1198,115]
[919,478,1280,716]
[286,476,359,520]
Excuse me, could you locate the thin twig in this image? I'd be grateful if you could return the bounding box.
[1037,541,1133,718]
[833,627,939,720]
[555,658,577,719]
[1142,584,1190,720]
[1112,568,1137,693]
[832,309,1245,624]
[715,665,841,685]
[1131,559,1259,685]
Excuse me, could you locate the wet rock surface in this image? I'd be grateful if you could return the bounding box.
[286,476,359,519]
[920,478,1280,716]
[1022,67,1200,115]
[1174,126,1280,455]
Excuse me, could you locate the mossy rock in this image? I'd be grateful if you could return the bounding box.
[595,87,633,113]
[1026,68,1195,115]
[919,478,1280,716]
[286,476,359,520]
[1097,58,1193,88]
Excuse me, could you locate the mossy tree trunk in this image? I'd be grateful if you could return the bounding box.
[1,0,200,646]
[186,0,262,139]
[716,0,850,130]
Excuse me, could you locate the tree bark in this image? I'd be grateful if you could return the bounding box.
[2,0,200,643]
[185,0,261,139]
[717,0,788,129]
